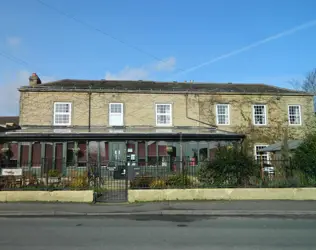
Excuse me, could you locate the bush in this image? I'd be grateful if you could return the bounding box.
[166,174,192,188]
[130,176,154,189]
[69,171,88,189]
[149,179,167,189]
[197,145,258,187]
[292,133,316,178]
[69,175,88,189]
[48,169,60,178]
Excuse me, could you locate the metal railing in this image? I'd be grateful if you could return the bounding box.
[0,158,315,191]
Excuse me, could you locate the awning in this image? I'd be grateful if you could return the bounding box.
[0,126,245,142]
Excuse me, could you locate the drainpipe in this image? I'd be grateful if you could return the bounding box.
[185,94,217,128]
[88,88,92,132]
[179,132,183,173]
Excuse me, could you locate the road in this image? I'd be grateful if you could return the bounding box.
[0,215,316,250]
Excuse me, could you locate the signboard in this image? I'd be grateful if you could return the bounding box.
[1,168,23,176]
[263,167,274,173]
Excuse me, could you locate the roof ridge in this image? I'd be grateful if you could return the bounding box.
[19,79,311,95]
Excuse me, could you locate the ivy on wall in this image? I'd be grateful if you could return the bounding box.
[193,94,313,152]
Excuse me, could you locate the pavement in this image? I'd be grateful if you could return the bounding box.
[1,216,316,249]
[1,200,316,217]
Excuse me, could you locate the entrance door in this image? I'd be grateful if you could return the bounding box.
[110,142,126,163]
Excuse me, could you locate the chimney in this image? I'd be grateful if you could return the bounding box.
[29,73,41,87]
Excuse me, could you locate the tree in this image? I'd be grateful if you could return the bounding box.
[291,68,316,110]
[292,133,316,179]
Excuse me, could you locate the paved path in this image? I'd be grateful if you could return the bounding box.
[0,200,316,217]
[1,216,316,249]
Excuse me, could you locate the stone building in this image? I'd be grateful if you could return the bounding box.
[0,73,313,172]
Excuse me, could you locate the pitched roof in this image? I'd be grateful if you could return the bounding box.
[0,116,19,125]
[19,79,310,95]
[258,140,302,152]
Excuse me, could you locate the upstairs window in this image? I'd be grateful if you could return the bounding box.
[54,102,71,126]
[156,104,172,126]
[109,103,124,126]
[288,105,301,125]
[253,105,267,125]
[216,104,230,125]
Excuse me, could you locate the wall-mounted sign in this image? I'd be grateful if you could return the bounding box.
[1,168,23,176]
[166,146,173,152]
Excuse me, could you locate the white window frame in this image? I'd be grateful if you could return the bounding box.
[216,104,230,125]
[288,105,302,125]
[53,102,72,126]
[254,144,270,163]
[109,103,124,126]
[155,104,172,127]
[252,104,267,126]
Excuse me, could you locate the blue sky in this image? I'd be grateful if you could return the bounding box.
[1,0,316,115]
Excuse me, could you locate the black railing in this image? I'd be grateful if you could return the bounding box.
[0,158,315,191]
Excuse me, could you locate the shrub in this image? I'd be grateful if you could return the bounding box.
[292,133,316,178]
[166,174,192,188]
[197,145,258,187]
[69,170,88,189]
[48,169,60,178]
[69,175,88,189]
[130,176,154,189]
[149,179,167,189]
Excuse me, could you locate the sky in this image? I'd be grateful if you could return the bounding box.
[1,0,316,115]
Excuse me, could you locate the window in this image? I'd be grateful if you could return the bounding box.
[253,105,267,125]
[288,105,301,125]
[109,103,123,126]
[54,102,71,126]
[255,145,269,163]
[216,104,230,125]
[156,104,172,126]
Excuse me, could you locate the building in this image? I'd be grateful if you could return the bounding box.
[0,116,19,132]
[0,73,313,174]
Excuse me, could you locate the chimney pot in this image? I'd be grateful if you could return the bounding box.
[29,72,41,87]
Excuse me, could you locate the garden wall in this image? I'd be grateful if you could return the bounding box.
[128,188,316,202]
[0,190,93,203]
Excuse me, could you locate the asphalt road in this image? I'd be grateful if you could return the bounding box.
[0,215,316,250]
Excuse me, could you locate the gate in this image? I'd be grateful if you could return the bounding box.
[91,160,129,203]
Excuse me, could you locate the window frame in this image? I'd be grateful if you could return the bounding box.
[155,103,172,127]
[109,103,124,126]
[252,104,267,126]
[216,104,230,125]
[254,144,270,163]
[53,102,72,126]
[288,105,302,126]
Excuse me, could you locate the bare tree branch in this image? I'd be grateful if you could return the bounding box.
[293,68,316,93]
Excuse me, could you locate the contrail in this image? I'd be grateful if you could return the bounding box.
[172,19,316,78]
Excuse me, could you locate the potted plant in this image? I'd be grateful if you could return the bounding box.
[47,169,61,185]
[71,144,81,155]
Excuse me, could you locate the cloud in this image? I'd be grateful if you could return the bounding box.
[6,36,21,47]
[105,57,176,80]
[153,57,176,72]
[0,70,55,116]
